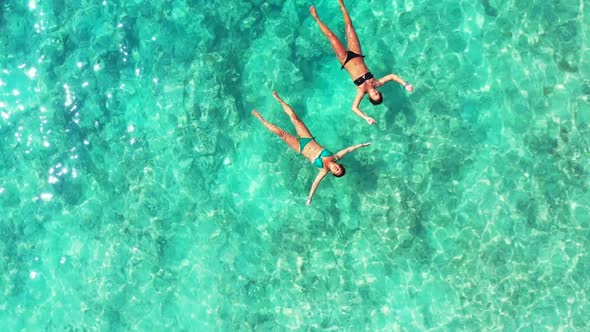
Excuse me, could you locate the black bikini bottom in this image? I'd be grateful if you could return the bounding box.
[341,50,365,69]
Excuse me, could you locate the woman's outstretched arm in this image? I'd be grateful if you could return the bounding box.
[333,142,371,160]
[351,90,375,125]
[307,169,329,205]
[376,73,414,92]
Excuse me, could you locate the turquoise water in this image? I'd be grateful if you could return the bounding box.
[1,0,589,330]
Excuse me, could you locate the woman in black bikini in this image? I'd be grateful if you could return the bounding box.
[310,0,414,125]
[252,91,370,205]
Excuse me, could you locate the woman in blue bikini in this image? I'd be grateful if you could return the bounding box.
[310,0,414,125]
[252,91,370,205]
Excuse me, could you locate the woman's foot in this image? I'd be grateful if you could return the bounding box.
[252,109,264,121]
[272,91,283,103]
[309,5,319,20]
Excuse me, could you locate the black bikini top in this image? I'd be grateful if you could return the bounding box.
[353,72,374,86]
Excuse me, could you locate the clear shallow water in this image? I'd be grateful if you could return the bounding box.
[1,0,589,330]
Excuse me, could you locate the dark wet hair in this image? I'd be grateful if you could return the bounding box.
[333,165,346,177]
[369,91,383,105]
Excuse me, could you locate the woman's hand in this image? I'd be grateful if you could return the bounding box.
[362,142,371,147]
[404,83,414,92]
[306,197,312,206]
[365,116,376,125]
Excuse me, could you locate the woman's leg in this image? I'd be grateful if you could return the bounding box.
[310,6,347,63]
[252,110,300,152]
[272,92,313,138]
[338,0,362,54]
